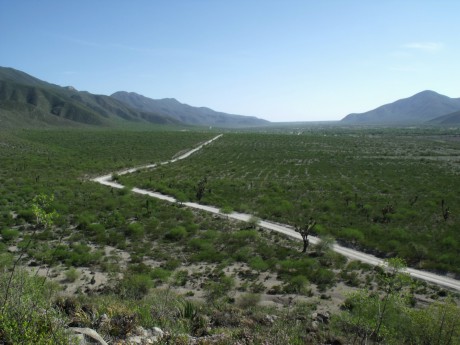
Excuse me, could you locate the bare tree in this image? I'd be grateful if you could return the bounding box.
[295,218,316,253]
[441,199,450,221]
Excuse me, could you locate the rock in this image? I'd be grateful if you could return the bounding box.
[317,311,330,324]
[134,326,149,337]
[70,327,108,345]
[151,326,164,338]
[126,335,143,344]
[95,313,110,330]
[125,327,164,344]
[311,320,320,332]
[263,314,278,325]
[125,327,163,344]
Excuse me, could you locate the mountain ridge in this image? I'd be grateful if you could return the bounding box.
[111,91,269,127]
[0,67,269,129]
[0,67,180,128]
[342,90,460,124]
[428,110,460,125]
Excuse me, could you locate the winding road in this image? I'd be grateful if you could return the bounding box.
[91,134,460,291]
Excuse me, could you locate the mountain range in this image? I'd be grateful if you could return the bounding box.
[111,91,269,127]
[1,66,460,128]
[341,90,460,124]
[0,67,268,128]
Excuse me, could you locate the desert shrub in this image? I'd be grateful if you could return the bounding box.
[116,273,153,300]
[17,209,34,223]
[172,270,189,287]
[65,267,80,283]
[312,268,335,288]
[232,247,252,262]
[204,274,235,303]
[192,247,225,263]
[0,212,13,227]
[1,228,20,242]
[51,243,103,267]
[125,222,145,239]
[164,226,187,241]
[150,268,171,283]
[76,212,97,230]
[237,293,261,308]
[405,298,460,344]
[284,275,310,294]
[86,223,105,236]
[106,229,126,247]
[220,205,233,214]
[0,252,13,268]
[164,259,181,270]
[232,229,258,244]
[0,270,73,344]
[248,257,269,272]
[340,227,365,243]
[127,263,152,275]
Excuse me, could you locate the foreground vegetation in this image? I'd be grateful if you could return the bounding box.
[1,127,460,344]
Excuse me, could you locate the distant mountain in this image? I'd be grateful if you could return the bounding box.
[342,90,460,124]
[111,91,269,127]
[428,110,460,125]
[0,67,181,128]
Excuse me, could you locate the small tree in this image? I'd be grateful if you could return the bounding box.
[295,218,316,253]
[334,258,411,344]
[196,176,208,201]
[31,193,58,229]
[441,199,450,221]
[3,194,58,309]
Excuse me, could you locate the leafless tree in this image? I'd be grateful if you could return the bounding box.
[295,218,316,253]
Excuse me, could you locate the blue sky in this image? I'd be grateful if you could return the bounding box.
[1,1,459,122]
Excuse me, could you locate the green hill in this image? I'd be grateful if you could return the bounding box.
[0,67,180,128]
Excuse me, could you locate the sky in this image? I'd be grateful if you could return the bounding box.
[1,1,460,122]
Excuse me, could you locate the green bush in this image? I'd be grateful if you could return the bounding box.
[237,293,261,308]
[164,259,181,270]
[1,228,20,242]
[65,267,80,283]
[0,270,73,344]
[232,247,251,262]
[172,270,189,287]
[17,209,35,223]
[248,257,269,271]
[164,226,187,241]
[150,268,171,283]
[125,222,145,239]
[116,273,153,299]
[284,275,309,294]
[340,228,365,242]
[204,274,235,302]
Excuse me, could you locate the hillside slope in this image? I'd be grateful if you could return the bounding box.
[428,110,460,125]
[342,90,460,124]
[0,67,180,128]
[111,91,270,127]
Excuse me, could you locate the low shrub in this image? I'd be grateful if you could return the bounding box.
[1,228,20,242]
[65,267,80,283]
[0,270,73,344]
[164,226,187,241]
